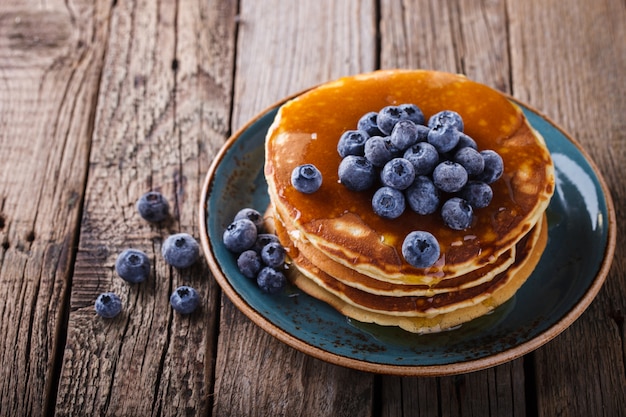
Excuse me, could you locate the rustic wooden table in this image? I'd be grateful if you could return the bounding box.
[1,0,624,416]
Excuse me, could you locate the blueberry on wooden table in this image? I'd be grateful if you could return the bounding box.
[136,191,170,223]
[170,286,200,314]
[115,248,150,283]
[95,292,122,318]
[162,233,200,269]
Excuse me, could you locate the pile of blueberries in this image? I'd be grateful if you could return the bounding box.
[222,208,288,294]
[94,191,202,318]
[337,104,503,230]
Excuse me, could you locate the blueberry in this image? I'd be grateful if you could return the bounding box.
[414,124,431,142]
[428,124,461,153]
[441,197,473,230]
[380,158,416,190]
[338,155,377,191]
[162,233,200,268]
[115,249,150,283]
[234,208,264,229]
[403,142,439,175]
[405,176,440,215]
[253,233,281,254]
[372,186,406,219]
[390,120,419,151]
[261,241,286,268]
[376,106,405,135]
[223,219,258,253]
[237,250,262,279]
[476,150,504,184]
[460,181,493,209]
[432,161,468,193]
[136,191,170,223]
[399,103,425,125]
[291,164,322,194]
[169,285,200,314]
[454,147,485,177]
[428,110,464,132]
[357,111,383,137]
[95,292,122,318]
[402,231,440,268]
[337,130,368,157]
[455,132,478,151]
[364,136,394,167]
[257,267,287,294]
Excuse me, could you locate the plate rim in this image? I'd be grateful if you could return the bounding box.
[198,91,617,376]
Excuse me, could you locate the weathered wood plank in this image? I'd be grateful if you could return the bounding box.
[379,0,527,415]
[212,1,378,416]
[508,0,626,415]
[0,1,110,415]
[54,0,238,415]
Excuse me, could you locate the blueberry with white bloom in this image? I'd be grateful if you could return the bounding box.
[337,130,369,157]
[170,286,200,314]
[338,155,377,191]
[223,219,258,253]
[460,181,493,209]
[428,124,461,153]
[234,208,264,229]
[237,250,262,279]
[428,110,464,132]
[441,197,473,230]
[291,164,323,194]
[95,292,122,319]
[357,111,383,137]
[380,158,416,190]
[454,147,484,177]
[115,248,150,284]
[402,231,440,268]
[257,267,287,294]
[376,106,406,135]
[136,191,170,223]
[254,233,281,254]
[403,142,439,175]
[476,150,504,184]
[454,132,478,151]
[261,241,286,269]
[364,136,394,167]
[432,161,468,193]
[390,120,420,151]
[372,186,406,219]
[405,176,440,215]
[162,233,200,268]
[399,103,425,126]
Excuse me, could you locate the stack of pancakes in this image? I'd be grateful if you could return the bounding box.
[264,70,555,334]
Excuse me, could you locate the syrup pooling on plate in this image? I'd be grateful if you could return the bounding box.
[266,70,554,280]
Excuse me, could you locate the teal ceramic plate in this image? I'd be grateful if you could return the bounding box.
[199,98,616,376]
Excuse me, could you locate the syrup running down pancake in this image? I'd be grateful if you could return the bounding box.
[264,69,555,333]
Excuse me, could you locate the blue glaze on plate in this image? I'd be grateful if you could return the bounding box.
[204,103,613,373]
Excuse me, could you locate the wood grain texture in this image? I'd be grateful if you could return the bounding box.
[0,1,109,415]
[54,0,238,415]
[212,1,377,416]
[0,0,623,415]
[508,0,626,415]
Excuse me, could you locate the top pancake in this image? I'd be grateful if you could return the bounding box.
[265,69,554,282]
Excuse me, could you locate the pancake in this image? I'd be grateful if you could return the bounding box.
[273,210,544,317]
[271,206,517,296]
[286,215,548,333]
[265,69,555,283]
